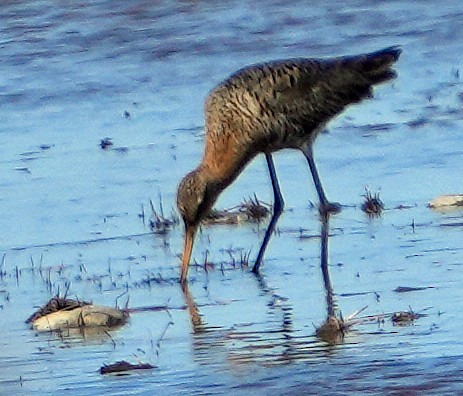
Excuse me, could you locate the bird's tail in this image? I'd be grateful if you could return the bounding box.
[344,46,402,85]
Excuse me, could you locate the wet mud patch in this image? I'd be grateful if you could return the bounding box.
[100,361,156,375]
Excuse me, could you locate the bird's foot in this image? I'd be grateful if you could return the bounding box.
[251,261,261,274]
[319,201,342,215]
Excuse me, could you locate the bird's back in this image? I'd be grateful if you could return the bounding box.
[201,47,401,181]
[206,47,400,143]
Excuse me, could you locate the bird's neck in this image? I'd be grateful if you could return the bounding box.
[200,145,253,190]
[199,160,243,196]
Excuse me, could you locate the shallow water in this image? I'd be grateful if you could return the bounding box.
[1,0,463,394]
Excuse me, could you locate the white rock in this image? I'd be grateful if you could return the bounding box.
[429,194,463,209]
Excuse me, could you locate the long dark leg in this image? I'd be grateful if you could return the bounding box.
[302,146,341,214]
[252,153,284,274]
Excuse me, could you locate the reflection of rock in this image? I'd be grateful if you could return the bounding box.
[315,316,345,345]
[27,297,128,332]
[429,194,463,209]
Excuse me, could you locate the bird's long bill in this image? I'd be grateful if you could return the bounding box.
[180,225,196,283]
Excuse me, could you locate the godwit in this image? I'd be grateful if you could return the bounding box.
[177,46,401,283]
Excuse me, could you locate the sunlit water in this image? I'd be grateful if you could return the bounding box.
[1,0,463,394]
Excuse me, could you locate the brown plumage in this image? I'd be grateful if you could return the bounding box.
[177,46,401,283]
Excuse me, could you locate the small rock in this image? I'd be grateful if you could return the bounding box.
[429,194,463,209]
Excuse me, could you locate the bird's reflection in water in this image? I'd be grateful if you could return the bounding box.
[181,212,348,367]
[314,212,346,345]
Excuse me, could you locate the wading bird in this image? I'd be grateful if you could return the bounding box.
[177,46,401,283]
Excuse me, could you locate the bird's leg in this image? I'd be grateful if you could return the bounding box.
[252,153,285,274]
[302,146,342,215]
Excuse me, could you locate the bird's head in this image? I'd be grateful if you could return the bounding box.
[177,170,208,228]
[177,169,217,282]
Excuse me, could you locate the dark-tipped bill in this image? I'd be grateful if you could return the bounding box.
[180,225,196,283]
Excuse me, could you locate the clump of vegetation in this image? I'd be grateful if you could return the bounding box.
[315,306,367,345]
[185,248,252,278]
[227,249,251,269]
[141,197,179,234]
[205,195,271,225]
[240,194,271,222]
[315,315,347,344]
[361,188,384,217]
[315,305,428,344]
[391,307,425,326]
